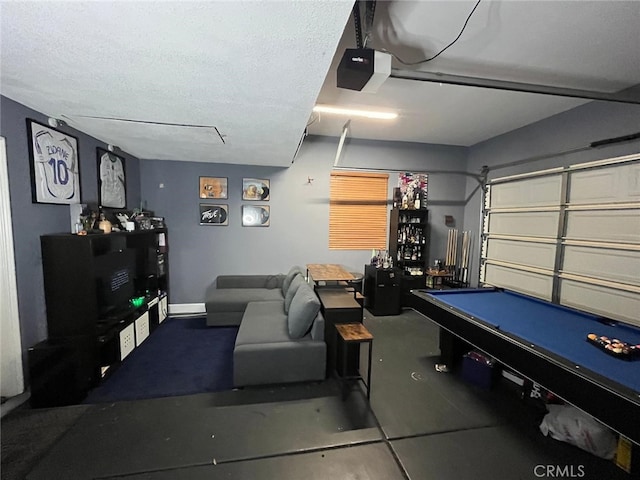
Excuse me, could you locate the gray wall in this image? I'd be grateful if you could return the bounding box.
[463,96,640,286]
[140,135,468,304]
[1,95,142,354]
[7,88,636,384]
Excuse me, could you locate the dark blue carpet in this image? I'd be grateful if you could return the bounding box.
[84,317,238,404]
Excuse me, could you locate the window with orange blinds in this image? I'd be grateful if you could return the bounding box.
[329,171,389,250]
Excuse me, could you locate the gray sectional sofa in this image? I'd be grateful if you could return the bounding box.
[205,266,327,387]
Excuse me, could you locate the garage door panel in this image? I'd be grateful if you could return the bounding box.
[486,238,556,270]
[564,209,640,244]
[484,264,553,301]
[488,211,560,238]
[569,163,640,204]
[490,175,562,209]
[559,279,640,327]
[562,246,640,286]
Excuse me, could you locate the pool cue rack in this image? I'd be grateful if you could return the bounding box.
[444,228,472,288]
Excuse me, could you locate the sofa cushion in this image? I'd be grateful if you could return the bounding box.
[282,266,304,296]
[216,274,282,289]
[287,283,321,339]
[206,288,283,313]
[284,274,304,314]
[236,301,293,345]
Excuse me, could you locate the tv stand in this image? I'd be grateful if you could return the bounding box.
[31,229,169,407]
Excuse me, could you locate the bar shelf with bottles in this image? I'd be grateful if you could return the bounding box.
[389,206,429,299]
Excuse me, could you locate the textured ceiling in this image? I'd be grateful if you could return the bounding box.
[0,1,354,166]
[1,1,639,167]
[310,0,640,145]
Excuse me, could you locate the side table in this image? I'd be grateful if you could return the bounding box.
[335,323,374,399]
[425,270,453,289]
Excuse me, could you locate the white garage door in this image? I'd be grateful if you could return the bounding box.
[481,153,640,327]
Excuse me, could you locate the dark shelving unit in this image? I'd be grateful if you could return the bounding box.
[31,229,169,407]
[388,207,430,304]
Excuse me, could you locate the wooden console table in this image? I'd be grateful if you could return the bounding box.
[306,264,354,283]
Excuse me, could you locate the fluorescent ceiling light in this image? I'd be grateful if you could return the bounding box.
[313,105,398,120]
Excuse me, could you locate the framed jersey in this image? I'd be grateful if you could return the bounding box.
[97,147,127,209]
[27,119,81,205]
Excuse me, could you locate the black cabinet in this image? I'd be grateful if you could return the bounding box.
[364,265,402,316]
[388,207,429,304]
[35,229,169,406]
[28,337,94,408]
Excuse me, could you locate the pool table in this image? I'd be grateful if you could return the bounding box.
[409,287,640,445]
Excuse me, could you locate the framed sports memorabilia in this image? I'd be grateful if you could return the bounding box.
[97,148,127,208]
[27,119,81,204]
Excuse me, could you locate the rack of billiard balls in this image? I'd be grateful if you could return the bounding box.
[587,333,640,360]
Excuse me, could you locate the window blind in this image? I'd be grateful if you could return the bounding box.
[329,171,389,250]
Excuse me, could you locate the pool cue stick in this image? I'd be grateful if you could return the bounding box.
[454,229,459,273]
[450,229,456,278]
[448,230,452,267]
[466,231,471,267]
[445,229,449,267]
[463,231,469,267]
[462,231,470,284]
[457,229,462,280]
[450,228,456,269]
[460,229,464,282]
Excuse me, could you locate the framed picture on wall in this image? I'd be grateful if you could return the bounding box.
[97,148,127,208]
[27,119,81,204]
[398,172,428,209]
[242,178,270,201]
[242,205,270,227]
[199,176,228,199]
[200,204,229,225]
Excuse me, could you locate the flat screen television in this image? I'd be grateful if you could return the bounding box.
[94,249,137,319]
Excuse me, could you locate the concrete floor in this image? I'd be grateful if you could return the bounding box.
[2,308,630,480]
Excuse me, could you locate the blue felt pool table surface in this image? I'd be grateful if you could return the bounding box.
[424,289,640,393]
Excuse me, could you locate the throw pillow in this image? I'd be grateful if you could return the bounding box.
[288,283,321,339]
[264,275,282,289]
[282,265,304,295]
[284,274,304,314]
